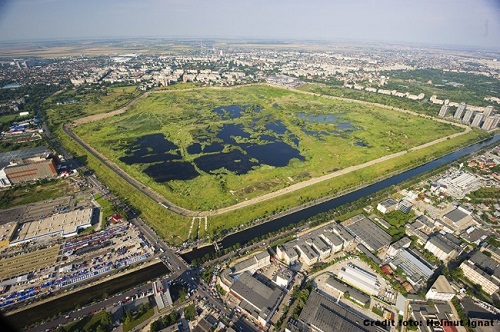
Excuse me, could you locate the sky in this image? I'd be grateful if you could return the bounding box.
[0,0,499,49]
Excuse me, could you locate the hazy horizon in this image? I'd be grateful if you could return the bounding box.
[0,0,499,50]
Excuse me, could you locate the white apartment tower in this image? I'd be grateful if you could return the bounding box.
[454,102,467,120]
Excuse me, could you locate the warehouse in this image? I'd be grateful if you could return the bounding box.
[337,263,380,296]
[10,207,94,245]
[343,214,391,252]
[230,271,284,326]
[299,291,382,332]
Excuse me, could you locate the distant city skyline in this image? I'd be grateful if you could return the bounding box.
[0,0,499,49]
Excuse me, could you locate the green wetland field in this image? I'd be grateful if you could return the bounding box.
[75,85,462,211]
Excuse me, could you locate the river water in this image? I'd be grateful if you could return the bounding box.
[182,134,500,263]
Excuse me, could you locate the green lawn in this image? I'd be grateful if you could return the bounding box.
[43,85,140,129]
[0,178,76,209]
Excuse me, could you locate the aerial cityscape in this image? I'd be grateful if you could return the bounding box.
[0,1,499,332]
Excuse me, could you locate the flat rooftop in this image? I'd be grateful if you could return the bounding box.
[12,208,93,244]
[299,291,381,332]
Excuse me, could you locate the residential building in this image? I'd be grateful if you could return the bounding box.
[482,114,500,131]
[153,278,173,310]
[462,109,475,124]
[438,105,449,117]
[454,102,467,120]
[460,261,499,295]
[471,112,484,127]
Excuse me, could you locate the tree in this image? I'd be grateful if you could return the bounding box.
[150,320,161,332]
[184,304,196,321]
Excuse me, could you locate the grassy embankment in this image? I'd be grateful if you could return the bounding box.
[75,85,462,211]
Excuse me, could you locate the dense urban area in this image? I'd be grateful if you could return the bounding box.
[0,40,499,332]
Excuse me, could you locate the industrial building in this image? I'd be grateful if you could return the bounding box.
[276,221,352,266]
[377,198,398,214]
[276,242,299,265]
[398,199,413,214]
[229,271,284,326]
[387,237,411,257]
[425,275,455,301]
[405,222,429,245]
[343,214,392,252]
[409,301,456,331]
[232,250,270,274]
[274,268,294,289]
[389,249,435,290]
[0,147,59,186]
[296,241,319,266]
[9,207,94,246]
[442,206,474,231]
[305,236,331,260]
[337,263,380,296]
[298,291,383,332]
[325,276,370,306]
[4,158,58,184]
[424,233,463,262]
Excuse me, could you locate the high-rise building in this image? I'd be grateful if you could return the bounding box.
[471,113,484,127]
[438,105,449,117]
[482,114,500,131]
[484,106,495,117]
[454,102,467,120]
[462,110,475,124]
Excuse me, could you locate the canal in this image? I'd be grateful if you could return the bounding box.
[5,262,169,330]
[182,134,500,263]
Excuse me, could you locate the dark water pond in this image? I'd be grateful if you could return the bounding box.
[193,124,304,174]
[120,133,181,164]
[121,118,304,181]
[145,162,199,182]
